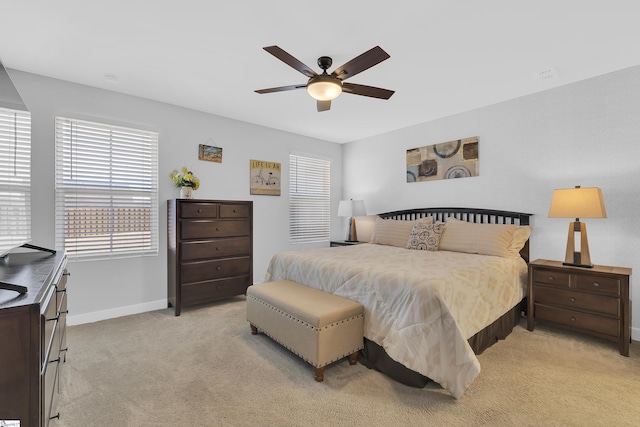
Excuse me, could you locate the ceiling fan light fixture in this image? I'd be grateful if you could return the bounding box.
[307,74,342,101]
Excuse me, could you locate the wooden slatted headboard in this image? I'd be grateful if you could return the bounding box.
[378,207,533,262]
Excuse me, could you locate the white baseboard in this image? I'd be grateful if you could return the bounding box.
[67,299,168,326]
[633,326,640,342]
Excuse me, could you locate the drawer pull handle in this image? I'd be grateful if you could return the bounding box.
[593,282,600,287]
[548,276,554,281]
[216,227,220,231]
[216,247,220,251]
[63,271,71,277]
[571,317,576,322]
[217,266,222,271]
[46,315,60,322]
[49,357,61,364]
[570,297,576,302]
[50,412,60,421]
[198,209,202,213]
[233,209,236,213]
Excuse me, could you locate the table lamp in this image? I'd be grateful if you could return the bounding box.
[337,199,366,242]
[548,186,607,268]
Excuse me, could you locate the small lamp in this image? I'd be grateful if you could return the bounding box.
[548,186,607,268]
[337,199,366,242]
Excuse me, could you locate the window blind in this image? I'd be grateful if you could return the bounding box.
[0,107,31,256]
[289,154,330,243]
[55,117,159,259]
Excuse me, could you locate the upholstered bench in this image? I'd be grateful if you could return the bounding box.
[246,280,364,382]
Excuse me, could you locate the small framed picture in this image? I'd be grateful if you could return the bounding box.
[250,159,281,196]
[199,144,223,163]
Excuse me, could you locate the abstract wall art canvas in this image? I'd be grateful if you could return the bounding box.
[406,136,478,183]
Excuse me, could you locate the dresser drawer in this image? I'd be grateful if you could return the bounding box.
[532,269,570,287]
[181,203,218,218]
[534,286,619,316]
[575,274,620,295]
[181,257,251,284]
[534,304,620,337]
[181,219,250,239]
[220,203,250,218]
[181,236,251,261]
[181,276,251,305]
[43,357,60,426]
[41,286,58,367]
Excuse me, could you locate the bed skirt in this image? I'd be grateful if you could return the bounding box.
[358,301,523,388]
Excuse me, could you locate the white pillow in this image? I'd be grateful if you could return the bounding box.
[370,217,433,247]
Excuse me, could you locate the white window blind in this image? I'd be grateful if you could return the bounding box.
[55,117,159,259]
[0,107,31,257]
[289,154,331,243]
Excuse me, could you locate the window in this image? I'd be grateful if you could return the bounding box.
[55,117,158,259]
[0,107,31,256]
[289,154,330,243]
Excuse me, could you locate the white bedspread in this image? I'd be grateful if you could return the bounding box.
[264,243,527,398]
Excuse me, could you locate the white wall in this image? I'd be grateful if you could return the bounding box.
[10,70,343,324]
[343,65,640,339]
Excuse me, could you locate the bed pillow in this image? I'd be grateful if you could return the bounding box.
[438,217,516,258]
[510,225,533,257]
[406,222,445,251]
[369,216,433,247]
[352,215,378,243]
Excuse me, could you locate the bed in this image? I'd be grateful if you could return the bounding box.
[265,207,533,398]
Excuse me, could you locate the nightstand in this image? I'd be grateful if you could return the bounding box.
[527,259,632,356]
[329,241,360,247]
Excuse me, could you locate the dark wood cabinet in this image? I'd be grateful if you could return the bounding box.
[527,259,631,356]
[0,251,69,426]
[168,199,253,316]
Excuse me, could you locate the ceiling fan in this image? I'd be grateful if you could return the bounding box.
[255,45,395,112]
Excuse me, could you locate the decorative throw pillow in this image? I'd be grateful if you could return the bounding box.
[370,217,433,247]
[406,222,445,251]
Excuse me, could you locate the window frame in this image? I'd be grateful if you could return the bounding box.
[289,153,331,244]
[54,116,159,260]
[0,106,31,256]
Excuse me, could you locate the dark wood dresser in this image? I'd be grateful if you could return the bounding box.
[527,259,631,356]
[0,251,69,426]
[168,199,253,316]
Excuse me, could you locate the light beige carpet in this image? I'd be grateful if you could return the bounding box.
[58,297,640,426]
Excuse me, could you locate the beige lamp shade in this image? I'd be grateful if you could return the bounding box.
[548,187,607,219]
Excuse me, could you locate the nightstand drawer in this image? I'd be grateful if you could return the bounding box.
[575,275,620,295]
[532,269,570,287]
[535,304,620,337]
[535,286,619,316]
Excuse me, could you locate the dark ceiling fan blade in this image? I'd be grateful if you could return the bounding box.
[317,100,331,112]
[263,46,317,78]
[255,84,306,94]
[331,46,390,81]
[342,82,395,99]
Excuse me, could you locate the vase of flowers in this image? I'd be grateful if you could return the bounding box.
[169,167,200,199]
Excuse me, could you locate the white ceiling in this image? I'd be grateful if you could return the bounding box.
[1,1,639,144]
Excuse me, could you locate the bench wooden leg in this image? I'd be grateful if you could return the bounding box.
[348,351,359,365]
[314,366,325,382]
[249,324,258,335]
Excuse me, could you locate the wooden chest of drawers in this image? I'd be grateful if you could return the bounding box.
[168,199,253,316]
[0,251,69,427]
[527,259,632,356]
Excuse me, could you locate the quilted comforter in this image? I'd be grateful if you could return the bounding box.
[264,243,527,398]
